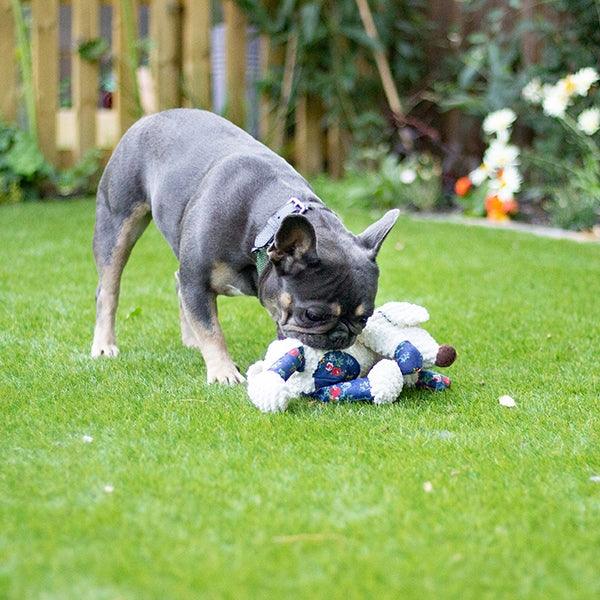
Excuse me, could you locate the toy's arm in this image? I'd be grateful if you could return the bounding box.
[247,343,306,413]
[310,359,404,405]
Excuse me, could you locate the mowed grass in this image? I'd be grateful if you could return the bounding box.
[1,183,599,599]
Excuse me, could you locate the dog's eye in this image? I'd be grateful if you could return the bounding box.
[305,308,331,322]
[358,316,369,326]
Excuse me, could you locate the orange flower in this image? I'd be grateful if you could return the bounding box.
[504,199,519,214]
[485,195,519,219]
[455,176,472,197]
[485,195,510,221]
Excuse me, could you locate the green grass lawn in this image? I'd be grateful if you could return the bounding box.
[1,183,599,599]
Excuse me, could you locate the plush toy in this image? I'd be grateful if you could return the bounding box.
[247,302,456,413]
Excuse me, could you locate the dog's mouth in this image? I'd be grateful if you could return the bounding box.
[279,326,357,350]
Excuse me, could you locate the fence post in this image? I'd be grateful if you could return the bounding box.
[327,124,347,179]
[151,0,181,110]
[258,0,283,145]
[72,0,100,160]
[295,94,323,176]
[0,0,17,122]
[31,0,59,165]
[182,0,211,109]
[114,0,142,134]
[223,0,246,127]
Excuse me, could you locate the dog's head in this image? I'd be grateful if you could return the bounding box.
[260,209,399,349]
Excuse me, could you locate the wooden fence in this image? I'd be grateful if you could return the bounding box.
[0,0,339,175]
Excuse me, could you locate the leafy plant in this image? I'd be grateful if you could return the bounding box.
[346,146,442,211]
[10,0,36,141]
[0,121,101,204]
[236,0,429,147]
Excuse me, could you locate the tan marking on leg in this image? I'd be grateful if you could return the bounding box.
[180,295,245,385]
[91,204,150,358]
[210,262,243,296]
[175,271,200,348]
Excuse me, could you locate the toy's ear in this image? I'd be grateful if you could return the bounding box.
[268,215,318,275]
[358,209,400,259]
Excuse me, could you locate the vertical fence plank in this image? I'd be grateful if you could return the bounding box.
[72,0,100,159]
[295,94,323,176]
[151,0,181,110]
[259,34,284,146]
[31,0,59,164]
[258,0,282,144]
[223,0,246,127]
[0,0,17,122]
[182,0,211,109]
[327,124,347,179]
[114,0,141,134]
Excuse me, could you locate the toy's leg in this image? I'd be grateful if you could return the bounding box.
[394,340,423,375]
[247,346,305,413]
[416,370,451,391]
[310,359,403,405]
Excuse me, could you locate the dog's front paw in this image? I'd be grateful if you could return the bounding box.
[206,361,245,385]
[247,370,290,412]
[91,341,120,358]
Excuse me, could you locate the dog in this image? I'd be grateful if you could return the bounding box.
[91,109,399,384]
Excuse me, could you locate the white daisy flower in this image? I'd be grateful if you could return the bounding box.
[103,484,114,494]
[482,109,516,136]
[555,75,578,98]
[495,129,511,144]
[572,67,599,97]
[577,108,600,136]
[82,435,93,443]
[542,85,570,118]
[489,166,522,201]
[469,163,490,186]
[522,78,544,104]
[483,140,520,170]
[399,168,417,184]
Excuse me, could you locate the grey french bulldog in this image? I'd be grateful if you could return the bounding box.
[91,109,399,384]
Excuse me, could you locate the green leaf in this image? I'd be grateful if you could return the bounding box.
[300,3,320,44]
[77,38,109,62]
[4,132,47,178]
[126,307,142,320]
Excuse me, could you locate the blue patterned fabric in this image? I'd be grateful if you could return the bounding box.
[268,346,305,381]
[309,377,373,403]
[312,351,361,389]
[416,369,451,391]
[394,341,423,375]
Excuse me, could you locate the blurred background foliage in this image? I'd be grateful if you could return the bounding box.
[2,0,599,230]
[234,0,600,229]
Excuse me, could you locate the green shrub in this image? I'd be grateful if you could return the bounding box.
[0,120,102,204]
[345,146,442,211]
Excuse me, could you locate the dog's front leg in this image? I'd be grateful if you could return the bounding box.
[179,275,244,385]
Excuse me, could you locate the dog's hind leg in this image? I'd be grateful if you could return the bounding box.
[91,199,151,357]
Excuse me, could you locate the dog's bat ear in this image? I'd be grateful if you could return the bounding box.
[358,209,400,258]
[268,215,318,275]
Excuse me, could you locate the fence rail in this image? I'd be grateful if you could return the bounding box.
[1,0,339,176]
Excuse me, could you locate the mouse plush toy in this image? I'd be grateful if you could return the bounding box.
[247,302,456,413]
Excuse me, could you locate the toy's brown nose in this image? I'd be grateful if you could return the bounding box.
[435,345,457,367]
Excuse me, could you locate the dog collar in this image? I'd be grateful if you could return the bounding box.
[253,197,311,275]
